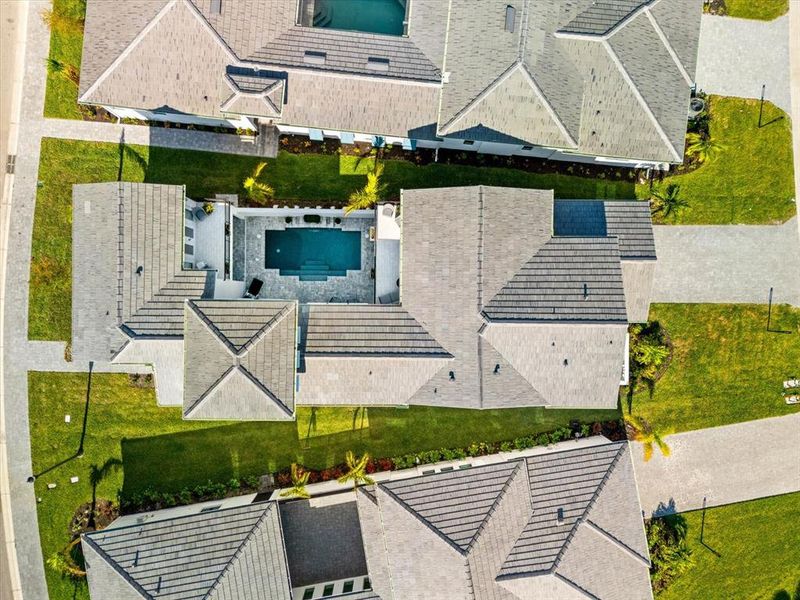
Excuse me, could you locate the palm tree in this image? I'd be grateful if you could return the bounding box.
[685,132,725,164]
[88,458,122,528]
[632,341,670,380]
[242,162,275,204]
[650,184,688,218]
[280,463,311,500]
[337,451,375,492]
[624,415,670,462]
[45,58,80,87]
[345,163,386,214]
[46,538,86,579]
[41,8,84,35]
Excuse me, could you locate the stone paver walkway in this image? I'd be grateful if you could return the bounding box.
[652,218,800,306]
[696,14,791,113]
[633,413,800,516]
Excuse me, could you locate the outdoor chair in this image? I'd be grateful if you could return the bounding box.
[783,377,799,389]
[784,395,799,405]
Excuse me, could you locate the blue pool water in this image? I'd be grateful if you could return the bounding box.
[313,0,406,36]
[265,228,361,281]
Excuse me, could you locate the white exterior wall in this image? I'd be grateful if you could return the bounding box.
[104,105,255,130]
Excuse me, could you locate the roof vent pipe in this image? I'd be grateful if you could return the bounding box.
[505,5,516,33]
[583,283,588,299]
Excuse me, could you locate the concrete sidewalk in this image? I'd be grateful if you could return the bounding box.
[632,413,800,516]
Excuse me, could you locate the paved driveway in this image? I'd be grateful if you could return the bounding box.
[652,219,800,306]
[696,14,791,114]
[633,413,800,516]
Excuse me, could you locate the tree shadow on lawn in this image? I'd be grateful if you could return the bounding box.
[119,419,376,497]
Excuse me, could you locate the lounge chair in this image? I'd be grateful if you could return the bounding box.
[785,395,800,405]
[243,278,263,299]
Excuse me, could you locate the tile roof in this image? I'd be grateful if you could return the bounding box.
[381,461,524,553]
[71,183,212,361]
[183,299,297,420]
[303,304,450,356]
[78,0,701,162]
[82,501,291,600]
[359,441,653,600]
[483,237,628,323]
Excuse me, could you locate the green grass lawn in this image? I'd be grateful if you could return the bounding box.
[29,371,619,600]
[29,138,634,342]
[636,96,795,225]
[43,0,85,119]
[655,493,800,599]
[630,304,800,433]
[724,0,789,21]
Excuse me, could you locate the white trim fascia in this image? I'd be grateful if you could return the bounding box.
[602,40,682,163]
[435,0,455,136]
[644,7,694,86]
[79,0,178,102]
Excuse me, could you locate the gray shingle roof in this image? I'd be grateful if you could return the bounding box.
[79,0,701,163]
[183,300,297,420]
[558,1,651,36]
[360,441,653,600]
[553,200,657,260]
[381,461,523,553]
[71,182,212,361]
[82,501,291,600]
[398,186,638,410]
[304,304,450,356]
[603,201,657,259]
[483,237,628,323]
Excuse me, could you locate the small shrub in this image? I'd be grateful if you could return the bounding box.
[647,516,694,592]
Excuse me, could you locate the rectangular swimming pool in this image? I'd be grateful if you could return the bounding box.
[265,228,361,281]
[312,0,406,36]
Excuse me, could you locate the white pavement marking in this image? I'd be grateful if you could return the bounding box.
[696,14,791,113]
[633,413,800,516]
[651,219,800,306]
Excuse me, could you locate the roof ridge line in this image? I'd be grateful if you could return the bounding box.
[81,535,151,599]
[379,482,468,556]
[644,6,693,87]
[552,572,600,600]
[550,444,627,570]
[186,299,240,356]
[239,302,294,357]
[465,461,524,552]
[79,0,178,102]
[584,518,651,567]
[554,0,657,40]
[203,503,275,600]
[236,364,294,417]
[438,61,520,135]
[184,364,237,417]
[517,64,578,148]
[602,39,682,162]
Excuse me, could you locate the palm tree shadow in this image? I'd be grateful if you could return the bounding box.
[88,457,122,528]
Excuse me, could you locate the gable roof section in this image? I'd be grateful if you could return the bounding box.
[183,300,297,419]
[483,237,628,322]
[381,461,524,554]
[82,501,291,600]
[81,0,237,119]
[499,443,625,576]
